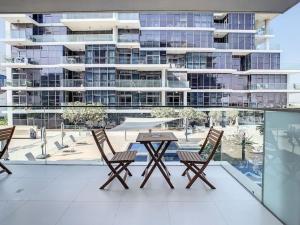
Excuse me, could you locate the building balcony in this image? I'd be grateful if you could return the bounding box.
[0,14,38,24]
[2,106,299,225]
[61,13,117,31]
[5,79,191,91]
[60,12,140,31]
[1,33,114,51]
[62,12,115,20]
[0,163,282,225]
[62,79,162,88]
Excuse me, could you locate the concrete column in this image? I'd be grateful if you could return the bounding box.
[161,91,166,106]
[5,21,11,38]
[161,69,166,87]
[113,26,118,43]
[183,91,188,106]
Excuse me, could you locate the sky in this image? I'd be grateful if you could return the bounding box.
[271,2,300,68]
[0,4,300,70]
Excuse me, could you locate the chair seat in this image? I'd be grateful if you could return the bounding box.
[110,151,137,163]
[177,151,206,163]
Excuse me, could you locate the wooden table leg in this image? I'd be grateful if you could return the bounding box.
[141,141,165,176]
[140,141,174,189]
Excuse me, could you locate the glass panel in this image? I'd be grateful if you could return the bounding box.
[263,111,300,225]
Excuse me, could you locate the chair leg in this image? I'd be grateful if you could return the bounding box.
[199,175,216,189]
[181,168,189,176]
[108,163,133,177]
[183,162,214,189]
[0,162,12,175]
[100,162,131,190]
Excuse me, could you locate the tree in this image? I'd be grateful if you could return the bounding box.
[179,108,207,123]
[209,111,222,126]
[151,107,178,118]
[179,108,207,141]
[62,102,107,129]
[232,131,256,161]
[226,110,239,126]
[62,102,84,129]
[84,104,107,128]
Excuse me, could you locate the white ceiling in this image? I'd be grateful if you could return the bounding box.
[0,0,299,13]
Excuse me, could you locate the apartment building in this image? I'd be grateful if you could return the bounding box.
[0,12,299,127]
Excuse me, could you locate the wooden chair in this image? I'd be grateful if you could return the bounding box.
[177,127,223,189]
[0,126,16,175]
[91,129,137,189]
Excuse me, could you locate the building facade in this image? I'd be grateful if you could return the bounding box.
[0,12,298,127]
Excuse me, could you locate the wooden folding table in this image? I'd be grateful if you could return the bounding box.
[136,132,178,189]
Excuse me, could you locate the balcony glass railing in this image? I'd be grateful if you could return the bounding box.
[60,79,163,87]
[166,80,189,88]
[5,79,202,90]
[117,13,139,20]
[115,79,162,87]
[62,13,114,19]
[62,56,85,64]
[4,57,40,65]
[62,79,84,87]
[213,42,229,49]
[255,43,281,50]
[5,32,113,42]
[32,34,113,42]
[262,110,300,225]
[118,34,140,43]
[118,56,161,64]
[9,30,32,39]
[6,79,61,87]
[249,83,287,90]
[214,23,229,29]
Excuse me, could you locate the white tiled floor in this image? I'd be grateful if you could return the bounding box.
[0,164,282,225]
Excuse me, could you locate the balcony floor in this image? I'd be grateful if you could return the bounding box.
[0,164,281,225]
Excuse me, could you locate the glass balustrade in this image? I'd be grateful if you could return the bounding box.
[32,34,113,42]
[62,12,114,19]
[166,80,189,88]
[249,83,288,90]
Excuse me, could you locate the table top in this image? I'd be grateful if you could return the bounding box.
[136,132,178,142]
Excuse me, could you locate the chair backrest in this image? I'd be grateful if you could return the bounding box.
[91,129,116,163]
[198,127,223,163]
[0,126,16,159]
